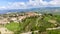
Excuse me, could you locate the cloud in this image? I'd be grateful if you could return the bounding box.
[0,0,60,9]
[40,0,60,7]
[0,2,28,10]
[28,0,60,7]
[7,2,27,9]
[0,6,6,10]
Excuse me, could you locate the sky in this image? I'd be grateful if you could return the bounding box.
[0,0,60,9]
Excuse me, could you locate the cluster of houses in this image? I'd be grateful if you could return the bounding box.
[0,12,42,25]
[0,12,42,34]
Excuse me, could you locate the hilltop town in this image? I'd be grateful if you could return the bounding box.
[0,12,41,25]
[0,12,42,34]
[0,12,60,34]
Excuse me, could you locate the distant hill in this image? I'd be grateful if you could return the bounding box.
[0,7,60,14]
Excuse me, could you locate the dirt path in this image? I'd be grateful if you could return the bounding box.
[36,16,42,26]
[46,27,60,30]
[21,30,38,34]
[21,26,60,34]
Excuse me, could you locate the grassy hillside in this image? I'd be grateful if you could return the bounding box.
[4,13,60,34]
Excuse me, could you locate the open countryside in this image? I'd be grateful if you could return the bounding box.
[0,0,60,34]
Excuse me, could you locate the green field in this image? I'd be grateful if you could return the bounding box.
[5,13,60,34]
